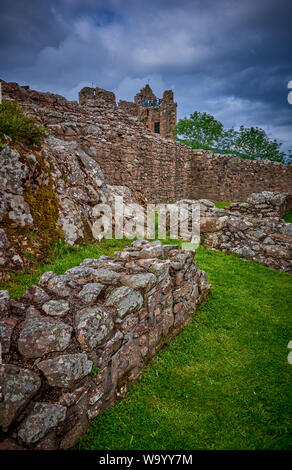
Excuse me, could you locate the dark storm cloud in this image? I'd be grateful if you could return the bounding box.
[0,0,68,67]
[0,0,291,149]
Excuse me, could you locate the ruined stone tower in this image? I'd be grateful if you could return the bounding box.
[119,84,177,140]
[79,84,177,140]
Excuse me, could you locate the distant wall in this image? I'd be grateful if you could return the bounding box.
[79,86,116,108]
[2,80,292,205]
[118,100,139,117]
[190,150,292,202]
[88,139,292,204]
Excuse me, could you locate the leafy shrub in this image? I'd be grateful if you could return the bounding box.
[0,100,48,147]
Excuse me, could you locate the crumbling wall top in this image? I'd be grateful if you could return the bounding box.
[162,90,175,104]
[79,86,116,108]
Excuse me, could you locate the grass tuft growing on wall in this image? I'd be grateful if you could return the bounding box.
[283,211,292,223]
[0,100,48,147]
[213,201,231,209]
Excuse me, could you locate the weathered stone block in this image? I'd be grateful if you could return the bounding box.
[42,299,70,317]
[18,402,67,444]
[78,283,104,303]
[105,286,143,319]
[46,274,77,297]
[111,341,141,386]
[0,317,17,353]
[75,306,114,350]
[0,290,10,317]
[0,365,41,431]
[18,316,72,358]
[38,353,92,388]
[121,273,157,291]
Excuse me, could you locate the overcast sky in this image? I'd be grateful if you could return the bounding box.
[1,0,291,151]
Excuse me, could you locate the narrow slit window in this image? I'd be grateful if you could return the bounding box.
[154,122,160,133]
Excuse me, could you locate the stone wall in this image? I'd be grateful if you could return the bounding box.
[79,83,177,140]
[159,90,177,140]
[191,150,292,202]
[1,80,292,206]
[118,100,139,117]
[79,87,116,109]
[226,191,292,217]
[179,194,292,273]
[0,241,209,450]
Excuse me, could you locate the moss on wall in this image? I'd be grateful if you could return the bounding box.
[23,178,63,242]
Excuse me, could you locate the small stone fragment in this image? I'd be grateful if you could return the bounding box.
[42,299,70,317]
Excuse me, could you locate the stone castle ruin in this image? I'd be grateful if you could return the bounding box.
[0,79,291,450]
[79,83,177,140]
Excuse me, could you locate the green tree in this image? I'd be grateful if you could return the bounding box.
[233,126,287,163]
[173,111,224,150]
[174,111,291,164]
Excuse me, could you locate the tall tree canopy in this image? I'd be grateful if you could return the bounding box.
[174,112,291,164]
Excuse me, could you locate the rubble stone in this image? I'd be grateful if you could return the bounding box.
[42,299,70,317]
[38,353,93,388]
[18,402,67,444]
[18,316,72,358]
[105,286,143,319]
[75,306,114,350]
[0,365,41,430]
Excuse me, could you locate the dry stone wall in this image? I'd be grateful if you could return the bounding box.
[0,241,210,450]
[226,191,292,218]
[179,193,292,272]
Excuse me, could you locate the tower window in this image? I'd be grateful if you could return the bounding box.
[154,122,160,133]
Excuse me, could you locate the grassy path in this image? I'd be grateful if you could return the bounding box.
[79,246,292,450]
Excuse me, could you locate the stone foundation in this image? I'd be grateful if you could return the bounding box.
[0,241,209,450]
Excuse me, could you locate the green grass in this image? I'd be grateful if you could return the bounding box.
[213,201,231,209]
[0,238,130,298]
[78,246,292,450]
[283,211,292,223]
